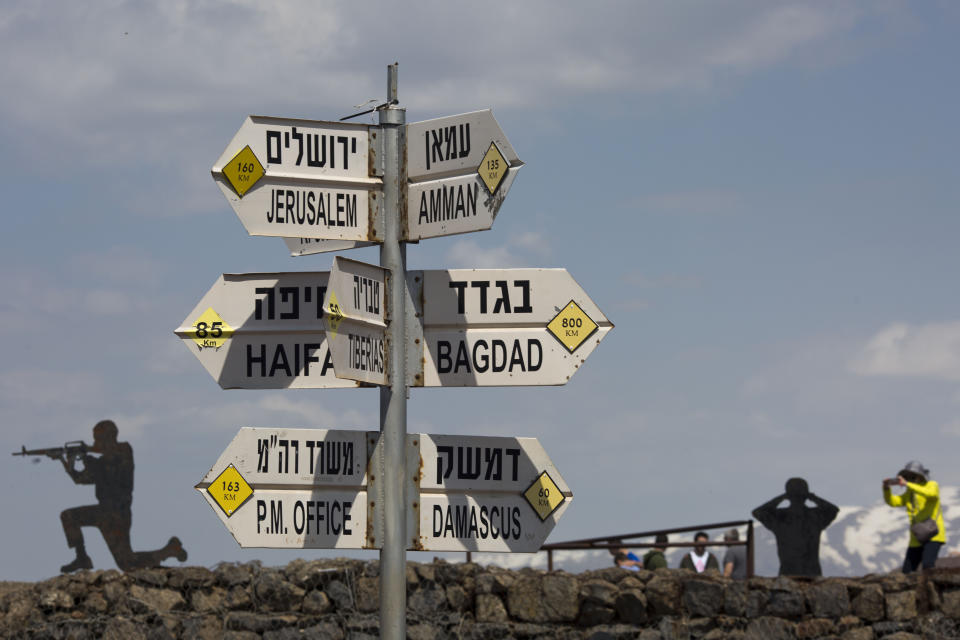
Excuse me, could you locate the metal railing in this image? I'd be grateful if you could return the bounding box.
[536,519,755,576]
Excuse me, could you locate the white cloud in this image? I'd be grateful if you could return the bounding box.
[849,322,960,382]
[444,231,551,269]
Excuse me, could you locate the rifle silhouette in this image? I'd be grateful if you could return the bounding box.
[12,441,89,460]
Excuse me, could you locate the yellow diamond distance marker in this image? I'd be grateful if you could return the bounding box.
[222,145,265,198]
[207,464,253,517]
[546,301,599,354]
[477,142,508,196]
[326,290,345,336]
[190,308,234,350]
[524,471,565,522]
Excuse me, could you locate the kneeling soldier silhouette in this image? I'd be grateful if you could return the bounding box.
[57,420,187,573]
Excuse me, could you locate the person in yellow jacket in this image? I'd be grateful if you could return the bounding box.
[883,460,946,573]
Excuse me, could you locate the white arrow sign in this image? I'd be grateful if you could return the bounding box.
[173,272,361,389]
[176,268,610,389]
[283,237,376,257]
[322,257,388,386]
[406,110,522,241]
[414,433,571,552]
[414,268,613,387]
[212,116,383,241]
[196,428,375,549]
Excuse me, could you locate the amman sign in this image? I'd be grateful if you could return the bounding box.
[212,116,383,242]
[406,110,522,241]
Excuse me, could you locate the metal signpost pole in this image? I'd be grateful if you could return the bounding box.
[378,63,408,640]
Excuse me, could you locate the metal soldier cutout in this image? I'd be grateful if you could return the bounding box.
[21,420,189,573]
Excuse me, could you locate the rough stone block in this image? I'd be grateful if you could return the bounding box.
[475,593,508,622]
[446,584,469,611]
[646,575,682,615]
[580,579,618,607]
[302,590,332,615]
[841,628,874,640]
[128,585,186,613]
[578,600,615,627]
[943,589,960,619]
[102,616,147,640]
[796,617,835,638]
[852,583,884,622]
[766,590,806,619]
[744,616,795,640]
[885,590,917,622]
[724,582,746,617]
[324,579,353,611]
[190,587,226,613]
[506,574,578,623]
[683,579,724,617]
[808,580,850,618]
[355,576,379,613]
[613,588,647,625]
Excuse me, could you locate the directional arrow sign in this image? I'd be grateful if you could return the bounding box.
[196,428,375,549]
[283,237,376,257]
[406,110,522,241]
[174,272,362,389]
[413,434,571,552]
[414,269,613,387]
[322,257,388,386]
[212,116,383,241]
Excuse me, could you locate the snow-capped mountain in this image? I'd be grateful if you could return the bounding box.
[467,486,960,577]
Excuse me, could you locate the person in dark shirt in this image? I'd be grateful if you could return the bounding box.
[643,533,669,570]
[59,420,187,573]
[752,477,838,576]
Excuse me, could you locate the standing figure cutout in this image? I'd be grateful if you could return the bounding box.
[57,420,187,573]
[752,477,838,576]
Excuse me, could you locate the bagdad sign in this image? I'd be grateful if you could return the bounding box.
[176,267,612,389]
[197,428,571,552]
[414,268,613,387]
[196,428,373,549]
[322,257,388,386]
[406,110,522,241]
[414,433,572,552]
[173,272,361,389]
[212,116,383,242]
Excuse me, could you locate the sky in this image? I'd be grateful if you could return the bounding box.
[1,1,959,581]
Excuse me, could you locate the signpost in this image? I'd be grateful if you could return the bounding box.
[406,110,522,241]
[283,237,375,257]
[176,268,610,389]
[173,272,360,389]
[415,434,571,552]
[196,428,373,549]
[417,268,613,387]
[187,64,611,640]
[212,116,383,241]
[322,256,388,386]
[196,429,570,554]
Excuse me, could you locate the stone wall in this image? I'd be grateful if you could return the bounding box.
[2,560,960,639]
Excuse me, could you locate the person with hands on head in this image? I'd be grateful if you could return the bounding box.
[883,460,945,573]
[752,477,838,576]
